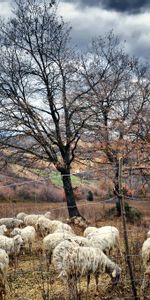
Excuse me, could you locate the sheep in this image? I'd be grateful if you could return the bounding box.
[86,226,119,239]
[87,226,121,256]
[0,235,23,262]
[24,213,51,229]
[11,226,36,253]
[16,212,28,222]
[0,225,7,236]
[24,214,42,227]
[83,226,97,237]
[36,217,73,237]
[140,237,150,299]
[35,216,51,236]
[43,231,74,267]
[52,240,121,299]
[0,218,23,229]
[0,249,9,298]
[47,220,74,235]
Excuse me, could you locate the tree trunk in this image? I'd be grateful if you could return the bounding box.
[61,170,81,218]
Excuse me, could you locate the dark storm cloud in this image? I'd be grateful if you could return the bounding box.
[62,0,150,14]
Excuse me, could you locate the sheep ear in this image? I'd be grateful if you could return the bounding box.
[112,270,116,278]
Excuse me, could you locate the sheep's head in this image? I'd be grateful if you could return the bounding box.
[110,265,121,286]
[10,227,21,236]
[0,225,7,234]
[13,235,23,247]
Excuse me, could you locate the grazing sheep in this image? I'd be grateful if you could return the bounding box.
[140,237,150,299]
[0,218,23,229]
[36,217,73,237]
[0,249,9,298]
[11,226,36,252]
[87,226,119,239]
[35,216,52,237]
[24,214,42,227]
[87,226,121,256]
[16,212,28,222]
[47,220,73,234]
[43,231,74,266]
[52,240,121,299]
[0,225,7,236]
[0,234,23,257]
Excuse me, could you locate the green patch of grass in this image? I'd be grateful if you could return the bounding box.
[50,171,81,187]
[30,168,98,188]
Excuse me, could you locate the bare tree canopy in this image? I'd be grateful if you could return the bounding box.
[81,32,150,213]
[0,0,91,217]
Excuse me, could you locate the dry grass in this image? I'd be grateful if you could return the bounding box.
[1,199,150,300]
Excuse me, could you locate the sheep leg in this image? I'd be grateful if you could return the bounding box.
[29,241,32,254]
[68,277,79,300]
[95,273,99,293]
[14,255,18,269]
[140,272,149,300]
[86,273,90,300]
[45,253,51,271]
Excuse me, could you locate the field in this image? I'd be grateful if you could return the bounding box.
[1,199,150,300]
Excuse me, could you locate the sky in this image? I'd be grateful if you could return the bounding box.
[1,0,150,61]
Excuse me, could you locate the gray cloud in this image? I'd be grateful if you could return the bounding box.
[59,2,150,61]
[1,0,150,62]
[62,0,150,14]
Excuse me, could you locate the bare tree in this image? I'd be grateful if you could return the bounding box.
[0,0,91,217]
[81,32,150,214]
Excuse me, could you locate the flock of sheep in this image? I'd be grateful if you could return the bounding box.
[0,212,149,299]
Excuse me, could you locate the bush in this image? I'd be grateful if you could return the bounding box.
[86,190,94,201]
[107,201,142,223]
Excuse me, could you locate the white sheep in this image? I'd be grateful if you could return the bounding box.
[0,249,9,298]
[0,218,23,229]
[52,240,121,299]
[83,226,97,237]
[35,216,51,236]
[24,214,42,227]
[0,234,23,257]
[43,231,74,266]
[87,226,121,256]
[140,237,150,299]
[48,220,73,234]
[11,226,36,253]
[0,225,7,236]
[87,226,119,238]
[16,212,28,222]
[36,217,73,237]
